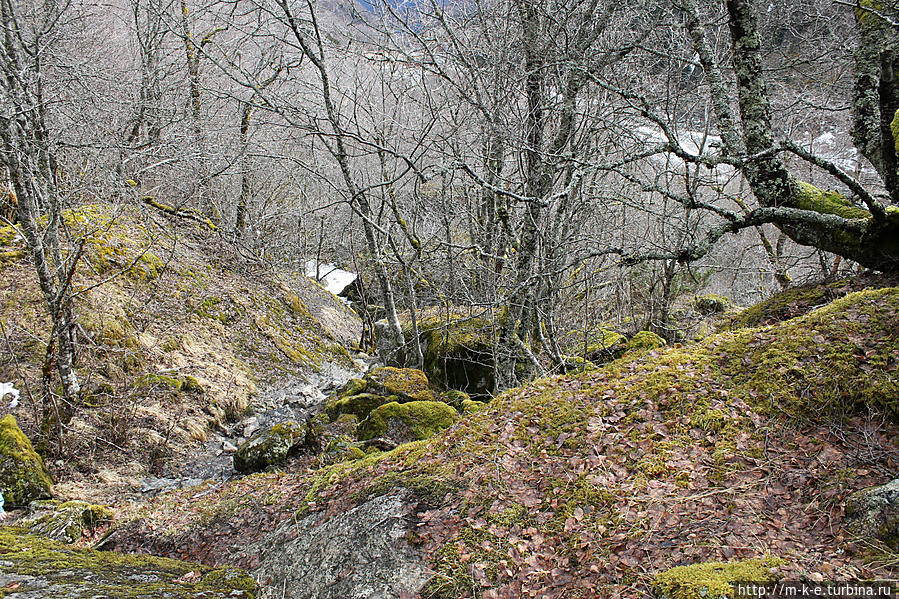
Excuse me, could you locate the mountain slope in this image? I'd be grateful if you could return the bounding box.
[108,284,899,597]
[0,202,361,493]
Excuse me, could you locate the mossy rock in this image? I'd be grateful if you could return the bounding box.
[0,526,257,597]
[315,435,366,468]
[559,355,598,373]
[460,399,487,414]
[233,421,313,474]
[654,557,784,599]
[561,327,627,364]
[726,279,858,329]
[625,331,667,353]
[364,367,437,402]
[357,401,458,443]
[411,312,498,398]
[327,369,441,422]
[844,478,899,550]
[23,500,114,543]
[0,415,53,507]
[694,294,731,315]
[442,389,471,410]
[334,377,367,399]
[327,393,394,422]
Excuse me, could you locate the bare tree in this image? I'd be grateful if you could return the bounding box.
[0,0,81,405]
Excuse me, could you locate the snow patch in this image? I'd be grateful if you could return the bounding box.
[305,260,357,296]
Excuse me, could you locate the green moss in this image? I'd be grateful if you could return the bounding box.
[719,287,899,420]
[197,566,258,595]
[654,557,784,599]
[327,393,392,421]
[461,399,487,414]
[127,251,164,282]
[794,181,870,221]
[357,401,458,442]
[411,311,499,397]
[727,284,836,329]
[0,249,25,266]
[0,526,256,597]
[441,389,471,410]
[181,375,204,393]
[355,471,462,507]
[691,407,727,432]
[0,224,21,246]
[625,331,667,353]
[365,367,437,402]
[194,296,230,323]
[135,373,184,393]
[336,378,367,399]
[24,500,114,543]
[283,292,311,317]
[0,414,54,506]
[561,327,627,364]
[423,522,513,598]
[559,354,598,373]
[694,294,731,315]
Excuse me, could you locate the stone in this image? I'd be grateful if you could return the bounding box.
[233,421,312,474]
[248,493,430,599]
[0,526,256,598]
[22,500,113,543]
[357,401,458,444]
[0,415,53,507]
[844,478,899,550]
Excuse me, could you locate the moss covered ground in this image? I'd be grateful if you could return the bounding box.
[108,284,899,597]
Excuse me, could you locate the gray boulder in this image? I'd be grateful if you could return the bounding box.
[844,478,899,550]
[233,420,315,474]
[249,492,431,599]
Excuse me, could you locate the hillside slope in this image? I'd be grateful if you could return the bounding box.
[108,285,899,597]
[0,203,361,493]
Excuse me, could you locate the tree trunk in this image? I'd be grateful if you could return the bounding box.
[725,0,899,272]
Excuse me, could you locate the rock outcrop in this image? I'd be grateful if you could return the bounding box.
[0,526,257,598]
[0,415,52,507]
[844,478,899,550]
[248,492,430,599]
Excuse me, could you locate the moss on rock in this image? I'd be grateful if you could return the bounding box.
[365,367,437,402]
[327,393,393,421]
[23,499,114,543]
[694,294,731,315]
[460,399,487,414]
[233,421,313,474]
[844,478,899,550]
[357,401,458,443]
[654,557,783,599]
[727,284,835,329]
[625,330,667,353]
[0,415,53,507]
[412,312,498,397]
[0,526,256,597]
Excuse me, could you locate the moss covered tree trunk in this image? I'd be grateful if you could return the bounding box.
[722,0,899,271]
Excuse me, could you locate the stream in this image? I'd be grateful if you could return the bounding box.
[138,357,375,495]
